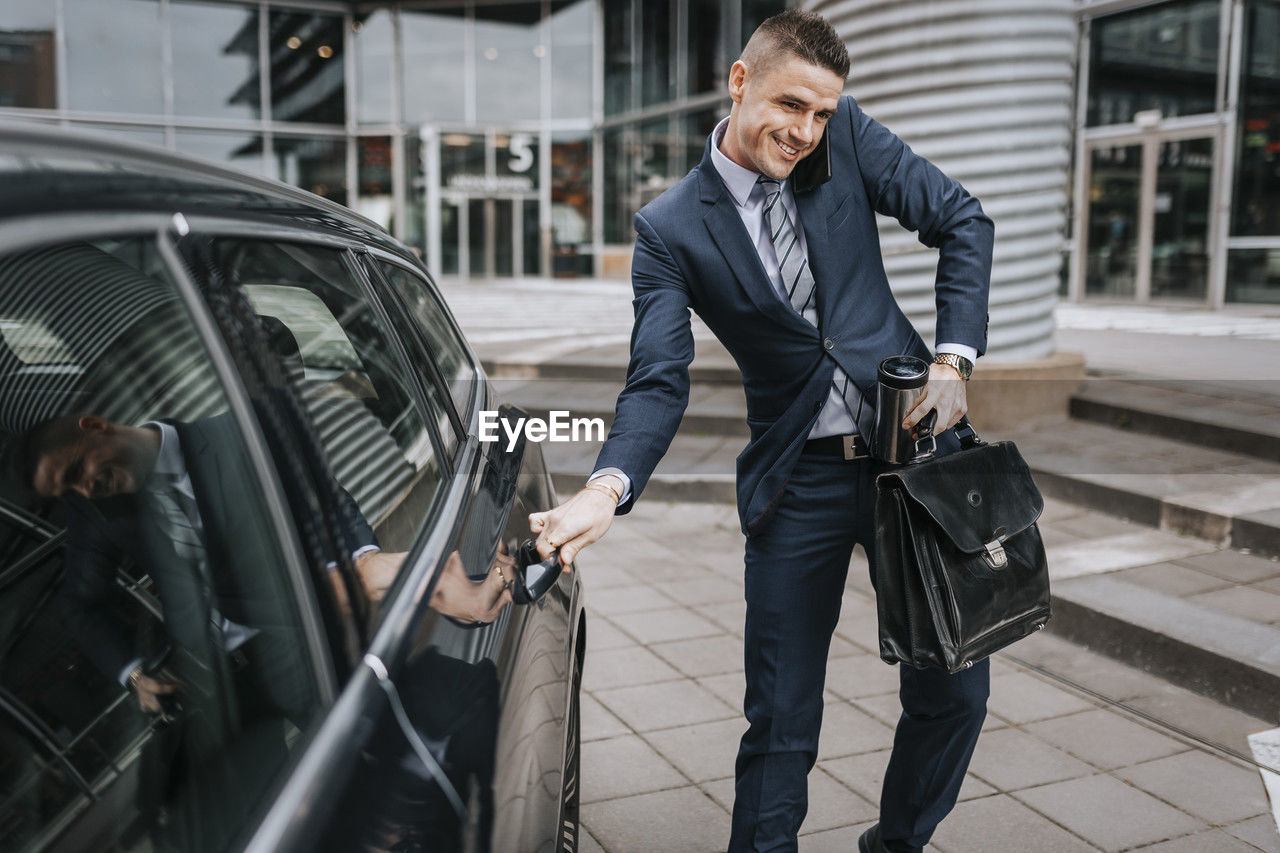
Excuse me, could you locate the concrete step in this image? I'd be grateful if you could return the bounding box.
[1047,573,1280,723]
[1070,377,1280,463]
[1012,419,1280,560]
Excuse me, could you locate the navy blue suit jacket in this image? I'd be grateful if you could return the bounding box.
[594,96,994,535]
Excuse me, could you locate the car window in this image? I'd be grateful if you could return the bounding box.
[0,238,325,852]
[375,261,478,427]
[190,238,446,560]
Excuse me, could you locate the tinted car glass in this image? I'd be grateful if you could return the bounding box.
[0,238,324,852]
[376,261,477,427]
[191,239,445,558]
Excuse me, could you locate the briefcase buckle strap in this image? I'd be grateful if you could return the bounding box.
[982,538,1007,569]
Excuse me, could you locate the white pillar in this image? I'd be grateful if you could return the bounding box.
[806,0,1077,359]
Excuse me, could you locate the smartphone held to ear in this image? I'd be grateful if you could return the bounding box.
[791,131,831,192]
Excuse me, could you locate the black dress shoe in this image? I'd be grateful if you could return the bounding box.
[859,824,923,853]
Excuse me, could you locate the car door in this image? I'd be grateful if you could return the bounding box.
[364,255,581,852]
[172,232,580,852]
[0,232,338,852]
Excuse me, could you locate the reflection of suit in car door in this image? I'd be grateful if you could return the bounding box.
[60,414,375,720]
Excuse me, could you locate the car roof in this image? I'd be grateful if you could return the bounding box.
[0,120,408,258]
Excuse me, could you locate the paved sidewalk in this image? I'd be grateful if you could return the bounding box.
[576,498,1279,853]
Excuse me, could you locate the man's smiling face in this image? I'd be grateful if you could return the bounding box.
[721,54,844,181]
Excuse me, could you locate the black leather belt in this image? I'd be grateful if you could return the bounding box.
[802,433,871,460]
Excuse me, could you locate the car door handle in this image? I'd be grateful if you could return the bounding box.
[512,539,562,604]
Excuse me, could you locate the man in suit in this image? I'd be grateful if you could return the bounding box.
[20,411,400,714]
[530,11,993,853]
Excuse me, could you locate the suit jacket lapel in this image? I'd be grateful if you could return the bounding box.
[696,156,816,337]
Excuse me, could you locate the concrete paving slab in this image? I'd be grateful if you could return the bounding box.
[607,605,723,645]
[986,671,1098,725]
[815,700,897,761]
[594,678,736,733]
[582,691,631,743]
[966,727,1097,791]
[1023,709,1189,771]
[1189,584,1280,624]
[649,634,744,678]
[928,794,1099,852]
[1123,689,1275,756]
[585,583,679,616]
[1012,773,1205,851]
[1175,550,1280,584]
[800,767,879,833]
[1133,829,1263,852]
[1047,530,1219,580]
[1004,632,1183,702]
[1117,751,1272,826]
[820,748,996,808]
[582,786,729,852]
[580,826,607,853]
[657,574,743,606]
[583,645,681,692]
[643,717,745,784]
[586,615,639,651]
[1224,815,1280,852]
[581,733,687,804]
[1113,561,1235,597]
[823,653,902,700]
[697,670,746,710]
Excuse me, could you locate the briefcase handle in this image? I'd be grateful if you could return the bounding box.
[910,414,986,463]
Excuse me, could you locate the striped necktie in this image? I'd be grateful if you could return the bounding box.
[757,177,873,436]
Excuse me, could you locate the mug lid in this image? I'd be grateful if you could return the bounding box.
[878,355,930,390]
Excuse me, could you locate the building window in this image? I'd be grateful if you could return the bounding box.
[401,7,468,124]
[1087,0,1220,127]
[174,130,270,178]
[266,9,346,126]
[550,0,594,120]
[1227,249,1280,303]
[604,1,634,117]
[64,0,165,115]
[274,135,347,205]
[171,1,261,121]
[552,131,593,276]
[475,3,544,123]
[0,2,56,109]
[686,0,724,97]
[1231,0,1280,238]
[354,10,395,125]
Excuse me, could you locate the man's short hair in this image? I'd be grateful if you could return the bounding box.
[8,413,87,498]
[741,10,850,81]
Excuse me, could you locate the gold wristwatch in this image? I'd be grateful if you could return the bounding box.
[933,352,973,380]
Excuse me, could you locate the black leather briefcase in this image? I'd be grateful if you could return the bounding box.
[873,420,1051,673]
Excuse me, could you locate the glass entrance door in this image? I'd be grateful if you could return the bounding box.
[1152,137,1213,300]
[1086,144,1142,298]
[440,195,538,279]
[1084,134,1215,302]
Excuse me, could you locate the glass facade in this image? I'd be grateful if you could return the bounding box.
[0,0,784,281]
[599,0,782,247]
[1078,0,1280,305]
[1086,0,1220,127]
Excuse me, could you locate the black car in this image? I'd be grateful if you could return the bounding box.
[0,122,584,852]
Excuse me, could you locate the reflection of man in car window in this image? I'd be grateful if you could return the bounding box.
[17,412,400,713]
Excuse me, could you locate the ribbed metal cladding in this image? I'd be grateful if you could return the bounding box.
[804,0,1076,360]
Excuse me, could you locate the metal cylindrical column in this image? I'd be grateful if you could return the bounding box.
[806,0,1076,359]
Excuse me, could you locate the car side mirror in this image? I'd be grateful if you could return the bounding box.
[512,539,562,604]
